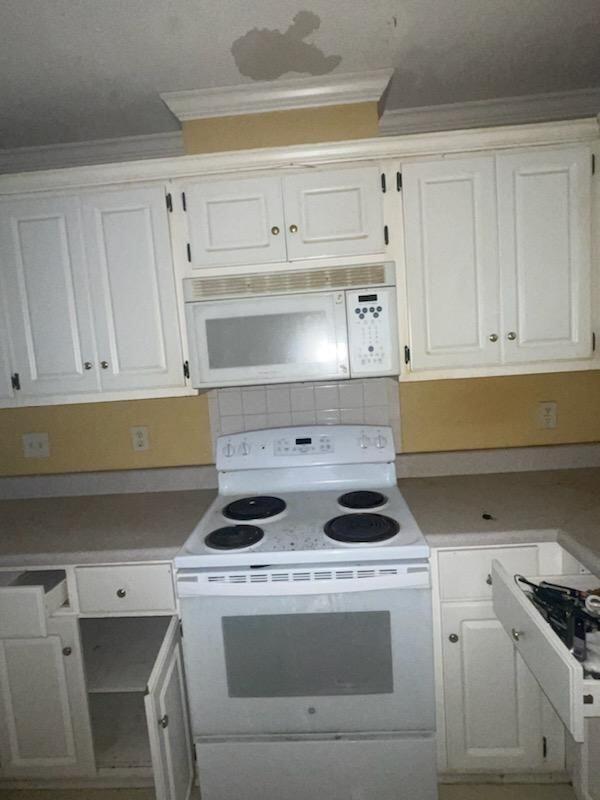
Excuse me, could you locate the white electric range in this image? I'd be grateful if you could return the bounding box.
[175,425,437,800]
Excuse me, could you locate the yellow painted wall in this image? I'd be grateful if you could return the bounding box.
[400,371,600,453]
[0,396,213,477]
[182,102,379,154]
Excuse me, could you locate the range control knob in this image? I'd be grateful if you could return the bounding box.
[239,442,250,456]
[223,443,235,457]
[359,434,370,449]
[375,434,387,449]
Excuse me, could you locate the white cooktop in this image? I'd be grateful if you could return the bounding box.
[175,425,428,568]
[175,483,428,567]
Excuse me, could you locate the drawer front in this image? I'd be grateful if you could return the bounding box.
[439,546,539,600]
[76,564,175,614]
[491,560,584,741]
[0,587,48,638]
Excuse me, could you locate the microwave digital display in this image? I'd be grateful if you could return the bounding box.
[358,294,378,302]
[295,438,312,445]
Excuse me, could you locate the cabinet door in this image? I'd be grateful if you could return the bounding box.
[0,195,99,397]
[82,186,185,392]
[403,157,500,370]
[184,176,286,268]
[441,601,563,772]
[0,616,95,778]
[0,293,15,405]
[497,146,592,363]
[283,166,384,260]
[145,617,193,800]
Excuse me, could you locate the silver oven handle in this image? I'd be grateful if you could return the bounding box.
[176,564,430,598]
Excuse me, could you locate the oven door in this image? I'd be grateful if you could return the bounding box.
[179,571,434,736]
[184,290,350,388]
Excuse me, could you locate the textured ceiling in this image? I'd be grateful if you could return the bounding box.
[1,0,599,148]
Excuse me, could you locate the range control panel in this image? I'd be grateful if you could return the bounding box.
[346,286,399,377]
[216,425,395,471]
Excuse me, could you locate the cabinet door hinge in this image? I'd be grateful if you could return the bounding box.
[11,373,20,391]
[381,173,387,193]
[181,192,187,211]
[186,243,192,262]
[592,154,596,176]
[183,360,190,379]
[593,332,596,352]
[384,225,389,245]
[396,172,403,191]
[404,346,411,365]
[542,736,548,759]
[166,193,173,213]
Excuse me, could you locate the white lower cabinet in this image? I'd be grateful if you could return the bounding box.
[0,614,95,778]
[80,615,193,800]
[441,601,564,772]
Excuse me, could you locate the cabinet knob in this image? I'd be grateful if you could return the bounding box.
[83,361,93,370]
[511,627,523,641]
[116,588,127,598]
[101,360,109,369]
[270,226,280,235]
[159,714,169,729]
[488,334,498,343]
[448,633,459,643]
[507,331,517,341]
[486,573,493,586]
[62,646,72,656]
[289,224,298,233]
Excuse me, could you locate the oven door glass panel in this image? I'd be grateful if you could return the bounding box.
[223,611,393,697]
[180,587,434,736]
[185,291,349,387]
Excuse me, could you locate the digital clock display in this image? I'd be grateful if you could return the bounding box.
[295,438,312,445]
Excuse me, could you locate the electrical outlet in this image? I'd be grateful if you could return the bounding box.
[130,426,150,452]
[536,401,557,429]
[22,432,50,458]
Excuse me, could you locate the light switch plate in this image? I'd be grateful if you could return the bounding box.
[22,432,50,458]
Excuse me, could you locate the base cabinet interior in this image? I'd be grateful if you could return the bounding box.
[80,615,193,800]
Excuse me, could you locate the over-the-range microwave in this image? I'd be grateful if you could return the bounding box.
[183,262,399,388]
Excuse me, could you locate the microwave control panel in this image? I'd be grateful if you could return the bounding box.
[346,287,399,376]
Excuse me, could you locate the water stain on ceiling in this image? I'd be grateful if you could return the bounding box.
[231,10,342,81]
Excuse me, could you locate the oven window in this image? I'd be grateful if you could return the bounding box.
[205,311,331,369]
[222,612,393,697]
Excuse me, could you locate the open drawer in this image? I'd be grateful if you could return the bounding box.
[0,570,67,638]
[492,560,600,742]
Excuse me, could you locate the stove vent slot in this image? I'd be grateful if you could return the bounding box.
[203,565,403,586]
[185,263,387,301]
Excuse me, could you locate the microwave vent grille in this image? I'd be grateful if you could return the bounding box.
[186,264,387,300]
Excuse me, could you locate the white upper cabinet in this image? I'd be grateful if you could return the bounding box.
[0,298,15,404]
[81,186,184,392]
[402,145,593,374]
[403,157,500,370]
[182,166,385,269]
[497,146,592,363]
[0,195,99,398]
[184,176,286,268]
[282,166,385,261]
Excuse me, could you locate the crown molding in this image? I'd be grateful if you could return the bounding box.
[380,87,600,136]
[160,69,394,121]
[0,131,184,175]
[0,117,597,195]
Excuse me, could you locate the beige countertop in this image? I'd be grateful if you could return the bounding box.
[398,467,600,575]
[0,489,216,566]
[0,468,598,573]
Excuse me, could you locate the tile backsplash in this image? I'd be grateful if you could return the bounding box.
[208,378,401,454]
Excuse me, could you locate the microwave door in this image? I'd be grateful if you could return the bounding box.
[186,292,350,387]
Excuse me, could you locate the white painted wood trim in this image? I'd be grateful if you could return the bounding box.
[160,69,393,121]
[0,132,184,175]
[0,119,596,194]
[380,89,600,136]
